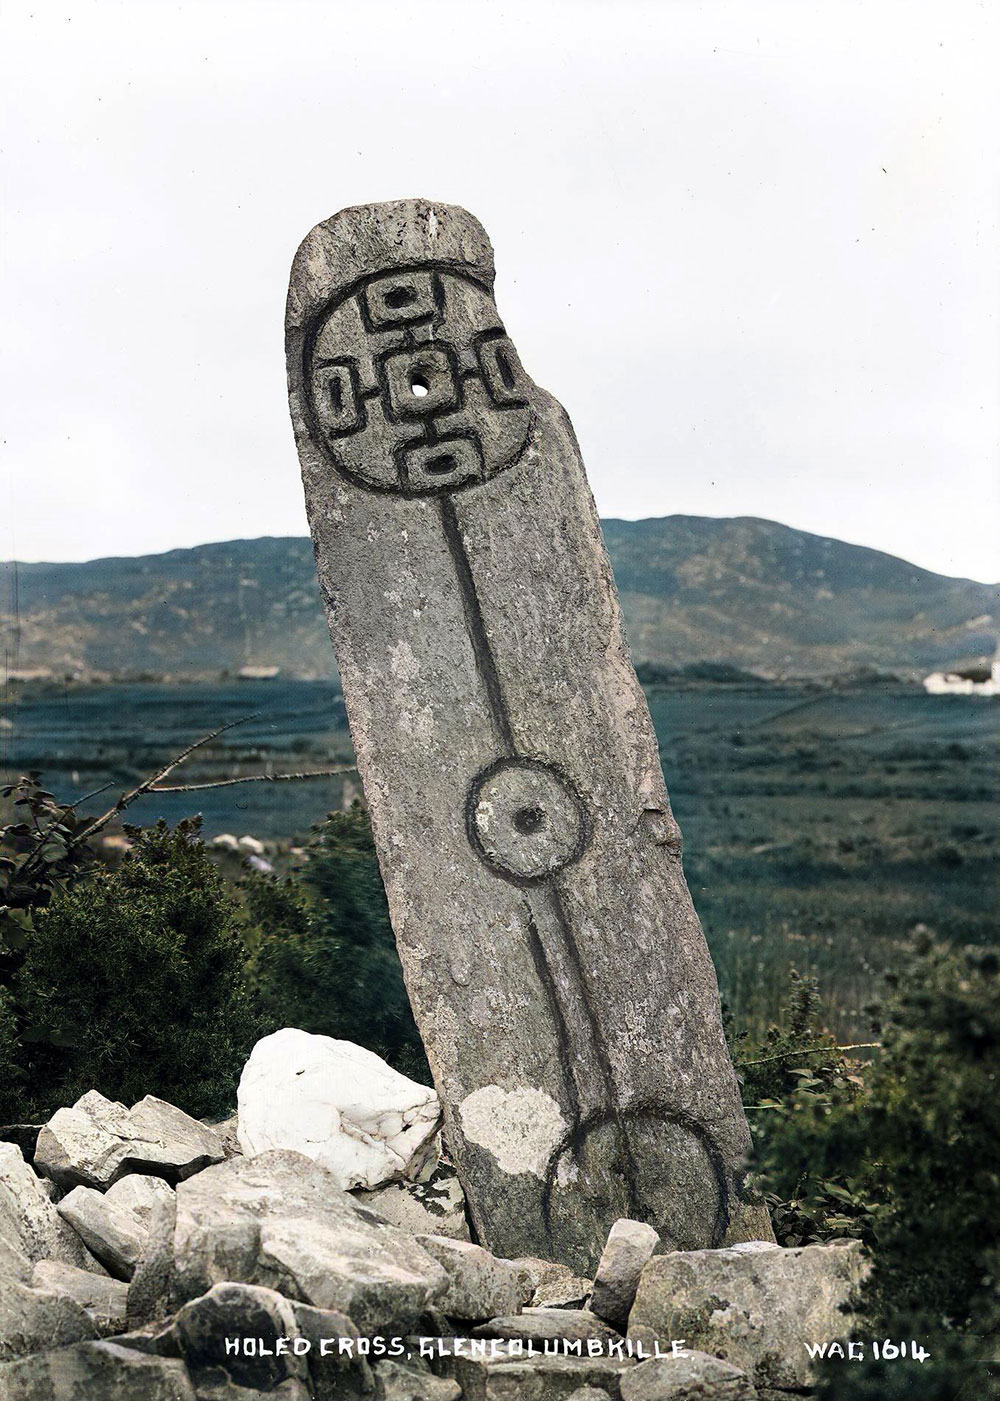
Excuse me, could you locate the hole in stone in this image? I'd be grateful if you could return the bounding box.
[328,376,343,414]
[385,285,417,309]
[424,454,457,476]
[410,373,431,398]
[513,805,546,835]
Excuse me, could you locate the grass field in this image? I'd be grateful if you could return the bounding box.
[648,684,997,1037]
[3,677,996,1041]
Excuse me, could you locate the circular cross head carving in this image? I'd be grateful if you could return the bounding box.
[468,759,588,883]
[304,266,534,497]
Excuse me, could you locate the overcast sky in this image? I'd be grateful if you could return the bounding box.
[2,0,997,581]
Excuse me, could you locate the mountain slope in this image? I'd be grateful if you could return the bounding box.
[3,518,996,680]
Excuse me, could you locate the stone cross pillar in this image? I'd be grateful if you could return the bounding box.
[286,201,771,1272]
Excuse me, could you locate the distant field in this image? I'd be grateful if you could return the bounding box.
[3,678,996,1040]
[647,684,997,1037]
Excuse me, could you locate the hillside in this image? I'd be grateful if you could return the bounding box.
[2,517,996,680]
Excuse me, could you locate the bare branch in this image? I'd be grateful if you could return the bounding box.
[738,1041,881,1068]
[71,711,263,844]
[150,766,357,794]
[14,714,263,876]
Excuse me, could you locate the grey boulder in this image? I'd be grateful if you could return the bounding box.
[0,1275,98,1361]
[170,1283,309,1393]
[415,1235,526,1321]
[628,1239,868,1391]
[374,1358,462,1399]
[355,1159,470,1241]
[35,1092,226,1191]
[438,1350,635,1399]
[473,1307,622,1350]
[58,1174,175,1279]
[128,1150,448,1335]
[0,1339,196,1400]
[30,1260,128,1335]
[0,1141,103,1278]
[167,1282,374,1399]
[619,1350,756,1400]
[512,1257,591,1309]
[590,1220,659,1332]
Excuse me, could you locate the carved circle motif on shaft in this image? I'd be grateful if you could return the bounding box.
[467,758,589,883]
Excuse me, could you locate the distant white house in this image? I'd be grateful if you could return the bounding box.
[924,647,1000,697]
[237,664,280,680]
[3,667,53,682]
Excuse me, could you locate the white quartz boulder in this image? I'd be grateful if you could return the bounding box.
[236,1028,441,1190]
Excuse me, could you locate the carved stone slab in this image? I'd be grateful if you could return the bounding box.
[286,201,771,1272]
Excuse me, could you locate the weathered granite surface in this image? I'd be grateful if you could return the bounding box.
[0,1276,98,1362]
[58,1174,174,1280]
[0,1142,102,1278]
[0,1340,196,1400]
[286,199,770,1272]
[35,1092,225,1191]
[126,1149,450,1336]
[472,1306,622,1349]
[513,1257,592,1309]
[28,1261,128,1336]
[628,1239,867,1390]
[619,1350,756,1400]
[590,1218,660,1333]
[415,1235,526,1321]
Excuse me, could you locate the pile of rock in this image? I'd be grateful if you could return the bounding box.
[0,1031,868,1399]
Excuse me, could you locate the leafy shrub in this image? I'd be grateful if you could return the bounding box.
[748,941,1000,1397]
[8,818,259,1121]
[243,804,428,1080]
[0,986,27,1115]
[1,773,101,971]
[733,971,876,1246]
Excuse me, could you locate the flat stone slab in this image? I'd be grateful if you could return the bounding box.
[29,1261,128,1335]
[285,199,771,1272]
[58,1174,174,1280]
[619,1350,756,1400]
[127,1149,449,1336]
[472,1308,622,1349]
[628,1239,868,1391]
[436,1348,635,1400]
[35,1091,226,1191]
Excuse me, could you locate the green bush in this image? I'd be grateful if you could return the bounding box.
[0,986,27,1115]
[243,804,428,1080]
[7,818,259,1121]
[733,971,877,1246]
[749,940,1000,1397]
